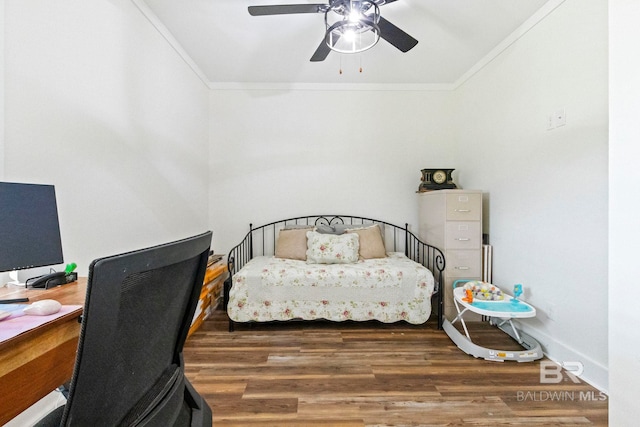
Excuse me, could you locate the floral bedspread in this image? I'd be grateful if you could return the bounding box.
[228,252,435,324]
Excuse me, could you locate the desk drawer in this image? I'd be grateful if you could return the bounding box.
[446,193,482,221]
[445,222,481,249]
[446,250,481,277]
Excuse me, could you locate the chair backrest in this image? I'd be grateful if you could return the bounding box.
[61,232,212,426]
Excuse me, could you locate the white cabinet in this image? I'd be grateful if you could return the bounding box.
[418,190,483,320]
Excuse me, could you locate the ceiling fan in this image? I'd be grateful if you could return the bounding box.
[248,0,418,62]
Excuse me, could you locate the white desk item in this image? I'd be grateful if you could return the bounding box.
[443,281,543,362]
[23,299,62,316]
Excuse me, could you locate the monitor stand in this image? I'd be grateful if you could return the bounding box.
[5,271,25,287]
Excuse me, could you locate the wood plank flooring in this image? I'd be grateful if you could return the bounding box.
[183,309,608,426]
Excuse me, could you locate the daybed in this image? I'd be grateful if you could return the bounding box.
[224,215,445,332]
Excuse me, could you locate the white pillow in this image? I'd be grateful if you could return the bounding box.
[306,231,359,264]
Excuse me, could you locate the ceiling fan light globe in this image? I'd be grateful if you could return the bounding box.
[325,20,380,54]
[343,28,356,42]
[324,0,381,55]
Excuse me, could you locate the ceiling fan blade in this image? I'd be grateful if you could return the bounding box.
[310,38,332,62]
[378,16,418,53]
[380,0,399,4]
[248,4,327,16]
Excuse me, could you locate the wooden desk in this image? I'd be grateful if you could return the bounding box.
[0,279,86,424]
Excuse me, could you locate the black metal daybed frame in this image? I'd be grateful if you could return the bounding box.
[223,215,445,332]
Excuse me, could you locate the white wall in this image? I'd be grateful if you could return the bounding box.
[609,0,640,424]
[453,0,608,390]
[0,1,4,179]
[0,3,8,287]
[3,0,210,272]
[209,88,455,253]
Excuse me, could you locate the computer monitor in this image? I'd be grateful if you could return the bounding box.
[0,182,64,282]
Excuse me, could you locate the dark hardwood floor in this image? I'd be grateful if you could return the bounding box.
[183,309,608,426]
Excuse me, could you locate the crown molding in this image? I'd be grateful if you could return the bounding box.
[206,82,455,91]
[131,0,210,88]
[452,0,567,90]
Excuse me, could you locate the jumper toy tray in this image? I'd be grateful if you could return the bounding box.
[452,286,536,318]
[443,280,542,362]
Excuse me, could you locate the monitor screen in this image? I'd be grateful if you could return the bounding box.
[0,182,64,272]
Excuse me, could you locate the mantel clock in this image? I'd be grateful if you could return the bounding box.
[418,168,457,192]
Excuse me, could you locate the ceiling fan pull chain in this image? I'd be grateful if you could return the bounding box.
[360,55,363,73]
[339,55,343,75]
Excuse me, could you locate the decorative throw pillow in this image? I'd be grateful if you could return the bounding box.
[275,227,312,260]
[314,224,341,234]
[346,225,387,259]
[306,231,359,264]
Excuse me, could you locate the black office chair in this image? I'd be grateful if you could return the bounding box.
[36,232,213,426]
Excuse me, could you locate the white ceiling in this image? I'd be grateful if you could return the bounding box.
[138,0,556,87]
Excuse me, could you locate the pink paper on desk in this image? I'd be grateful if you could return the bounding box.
[0,305,83,343]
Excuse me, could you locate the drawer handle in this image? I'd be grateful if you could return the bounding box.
[455,238,470,241]
[455,266,470,270]
[454,209,471,213]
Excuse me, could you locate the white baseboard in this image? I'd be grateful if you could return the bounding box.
[518,322,608,394]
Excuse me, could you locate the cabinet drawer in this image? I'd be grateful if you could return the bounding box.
[446,193,482,221]
[445,222,481,249]
[446,250,481,277]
